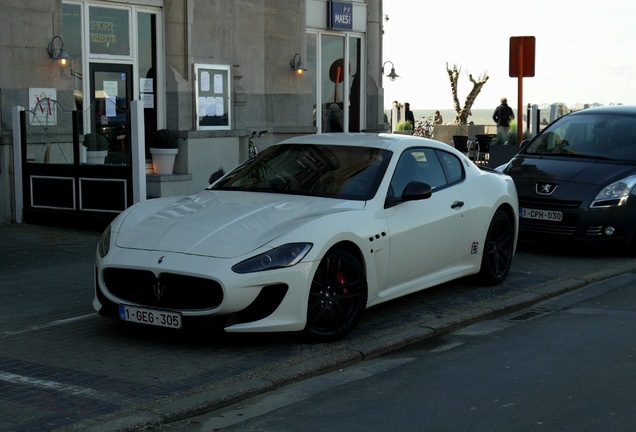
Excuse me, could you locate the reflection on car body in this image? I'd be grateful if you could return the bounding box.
[94,133,518,341]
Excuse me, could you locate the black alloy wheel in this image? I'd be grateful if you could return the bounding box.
[477,208,515,285]
[305,249,368,342]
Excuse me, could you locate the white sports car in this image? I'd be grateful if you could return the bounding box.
[94,133,518,341]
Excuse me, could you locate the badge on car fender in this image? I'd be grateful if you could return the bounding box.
[471,242,479,254]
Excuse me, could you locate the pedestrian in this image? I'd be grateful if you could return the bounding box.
[492,97,515,137]
[433,110,443,125]
[404,102,415,130]
[326,103,343,132]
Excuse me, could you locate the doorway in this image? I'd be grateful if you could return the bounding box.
[90,63,133,166]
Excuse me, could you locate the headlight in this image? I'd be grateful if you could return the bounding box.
[97,225,112,258]
[232,243,313,274]
[591,175,636,208]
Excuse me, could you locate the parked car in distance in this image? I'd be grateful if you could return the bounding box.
[502,105,636,252]
[94,133,518,341]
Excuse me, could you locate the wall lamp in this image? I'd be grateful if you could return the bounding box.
[290,53,308,76]
[47,35,72,68]
[382,61,399,81]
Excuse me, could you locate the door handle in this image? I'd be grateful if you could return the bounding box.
[451,201,464,209]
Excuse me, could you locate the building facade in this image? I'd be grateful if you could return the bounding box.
[0,0,387,228]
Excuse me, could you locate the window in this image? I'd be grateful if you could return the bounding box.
[308,31,364,133]
[89,6,130,57]
[390,148,449,200]
[437,150,464,185]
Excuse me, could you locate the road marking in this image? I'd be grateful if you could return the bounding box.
[0,371,100,397]
[1,313,96,336]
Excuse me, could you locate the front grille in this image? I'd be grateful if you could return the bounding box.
[102,268,223,310]
[519,197,582,210]
[519,220,578,237]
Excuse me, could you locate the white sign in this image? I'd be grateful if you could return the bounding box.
[103,81,119,98]
[140,78,153,93]
[141,93,154,109]
[29,88,57,125]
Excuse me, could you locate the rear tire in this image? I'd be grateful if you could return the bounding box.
[477,209,514,285]
[304,249,367,342]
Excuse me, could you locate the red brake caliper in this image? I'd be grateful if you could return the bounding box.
[337,271,348,295]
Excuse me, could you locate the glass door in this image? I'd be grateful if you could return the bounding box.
[89,63,133,166]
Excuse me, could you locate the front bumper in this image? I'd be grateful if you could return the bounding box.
[518,198,636,247]
[93,247,318,333]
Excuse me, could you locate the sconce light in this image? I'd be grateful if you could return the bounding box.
[47,35,72,68]
[382,61,399,81]
[290,53,308,76]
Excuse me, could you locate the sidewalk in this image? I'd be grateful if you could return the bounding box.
[2,223,636,432]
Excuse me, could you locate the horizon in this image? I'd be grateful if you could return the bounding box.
[382,0,635,111]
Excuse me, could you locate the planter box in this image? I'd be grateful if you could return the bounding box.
[488,145,519,168]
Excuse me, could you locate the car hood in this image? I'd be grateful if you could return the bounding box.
[505,156,636,185]
[115,191,363,258]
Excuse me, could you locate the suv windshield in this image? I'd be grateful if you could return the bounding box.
[523,113,636,161]
[211,144,392,200]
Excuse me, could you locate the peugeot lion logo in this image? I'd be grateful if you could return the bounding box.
[535,183,558,196]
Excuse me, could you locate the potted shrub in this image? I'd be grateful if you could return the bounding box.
[83,132,109,164]
[149,129,179,175]
[488,121,532,168]
[394,120,413,135]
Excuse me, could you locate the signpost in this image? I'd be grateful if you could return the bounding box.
[509,36,535,144]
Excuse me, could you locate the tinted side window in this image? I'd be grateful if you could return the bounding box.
[436,150,464,185]
[389,148,449,199]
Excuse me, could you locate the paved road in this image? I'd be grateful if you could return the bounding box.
[167,273,636,431]
[1,223,635,431]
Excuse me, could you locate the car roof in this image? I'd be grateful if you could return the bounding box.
[569,105,636,116]
[278,132,452,152]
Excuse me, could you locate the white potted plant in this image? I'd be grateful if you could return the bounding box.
[149,129,179,175]
[83,133,109,164]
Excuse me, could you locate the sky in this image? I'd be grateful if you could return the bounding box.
[382,0,636,110]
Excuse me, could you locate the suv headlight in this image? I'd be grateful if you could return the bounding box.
[232,243,313,274]
[591,175,636,208]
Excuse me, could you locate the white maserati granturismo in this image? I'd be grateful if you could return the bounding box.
[94,133,518,341]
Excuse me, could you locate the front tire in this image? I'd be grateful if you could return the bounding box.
[304,249,368,342]
[477,209,515,285]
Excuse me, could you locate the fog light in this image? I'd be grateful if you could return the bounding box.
[603,226,616,236]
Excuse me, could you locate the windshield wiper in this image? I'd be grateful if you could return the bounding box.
[526,151,612,160]
[556,153,613,160]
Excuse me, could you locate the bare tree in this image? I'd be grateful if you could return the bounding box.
[446,63,489,124]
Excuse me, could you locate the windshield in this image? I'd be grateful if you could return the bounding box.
[523,113,636,161]
[211,144,392,200]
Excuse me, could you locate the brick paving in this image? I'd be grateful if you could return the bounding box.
[1,223,635,431]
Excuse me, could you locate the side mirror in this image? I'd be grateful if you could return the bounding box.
[402,181,433,201]
[209,168,225,184]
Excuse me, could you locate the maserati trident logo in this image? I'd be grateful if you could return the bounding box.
[153,280,165,302]
[535,183,558,196]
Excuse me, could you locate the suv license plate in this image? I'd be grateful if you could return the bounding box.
[119,305,182,329]
[520,208,563,222]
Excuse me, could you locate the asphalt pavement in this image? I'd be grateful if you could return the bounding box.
[1,223,636,432]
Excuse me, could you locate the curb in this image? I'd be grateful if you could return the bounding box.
[75,259,636,432]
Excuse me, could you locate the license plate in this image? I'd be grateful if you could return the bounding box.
[520,208,563,222]
[119,304,182,329]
